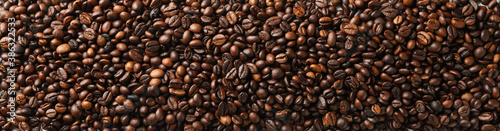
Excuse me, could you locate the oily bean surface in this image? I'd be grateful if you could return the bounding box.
[1,0,500,131]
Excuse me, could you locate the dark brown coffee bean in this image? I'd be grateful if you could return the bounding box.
[451,18,465,28]
[426,19,440,30]
[145,41,160,55]
[128,49,143,62]
[447,25,458,38]
[293,2,306,17]
[238,64,249,79]
[275,53,287,64]
[315,0,328,8]
[382,7,398,18]
[372,22,383,35]
[226,11,237,25]
[213,34,227,46]
[319,17,332,26]
[478,112,493,121]
[169,15,181,27]
[225,67,237,80]
[458,106,470,116]
[258,31,271,41]
[266,16,282,26]
[83,28,96,40]
[398,26,411,37]
[344,24,359,35]
[462,5,474,16]
[474,47,487,58]
[79,12,92,25]
[416,31,431,45]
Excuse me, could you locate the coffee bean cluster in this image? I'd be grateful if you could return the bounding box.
[1,0,500,130]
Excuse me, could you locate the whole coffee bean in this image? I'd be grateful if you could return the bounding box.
[416,31,431,45]
[56,44,71,54]
[398,26,411,37]
[145,41,161,55]
[83,28,96,40]
[79,12,93,25]
[344,24,359,35]
[213,34,227,46]
[382,7,398,18]
[8,0,500,130]
[128,49,144,62]
[474,47,486,58]
[315,0,328,8]
[371,104,381,115]
[226,11,237,25]
[462,5,474,16]
[46,109,57,118]
[426,19,440,30]
[319,17,332,26]
[238,64,249,79]
[266,16,282,26]
[458,106,470,116]
[293,3,306,17]
[372,22,383,35]
[451,18,465,28]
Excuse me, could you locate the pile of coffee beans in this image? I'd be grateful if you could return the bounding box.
[1,0,500,130]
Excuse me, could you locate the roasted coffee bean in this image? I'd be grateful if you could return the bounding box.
[344,24,359,35]
[213,34,227,46]
[315,0,328,8]
[293,2,306,17]
[382,7,398,18]
[266,16,282,26]
[128,49,143,62]
[417,31,431,45]
[5,0,500,130]
[319,17,332,26]
[398,26,411,37]
[83,28,96,40]
[372,22,383,35]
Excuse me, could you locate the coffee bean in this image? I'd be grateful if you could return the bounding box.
[293,2,306,17]
[451,18,465,28]
[226,11,237,25]
[225,67,237,80]
[462,5,474,16]
[238,64,249,79]
[398,26,411,37]
[145,41,160,55]
[393,15,403,24]
[372,22,383,35]
[478,112,493,121]
[474,47,487,58]
[266,16,282,26]
[426,19,440,30]
[79,12,92,25]
[213,34,227,46]
[8,0,500,130]
[258,31,271,41]
[315,0,328,8]
[416,31,431,45]
[56,43,71,54]
[275,53,288,64]
[46,109,57,118]
[169,15,181,27]
[128,49,143,62]
[344,24,359,35]
[319,17,332,26]
[382,7,398,18]
[83,28,96,40]
[458,106,470,116]
[371,104,381,115]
